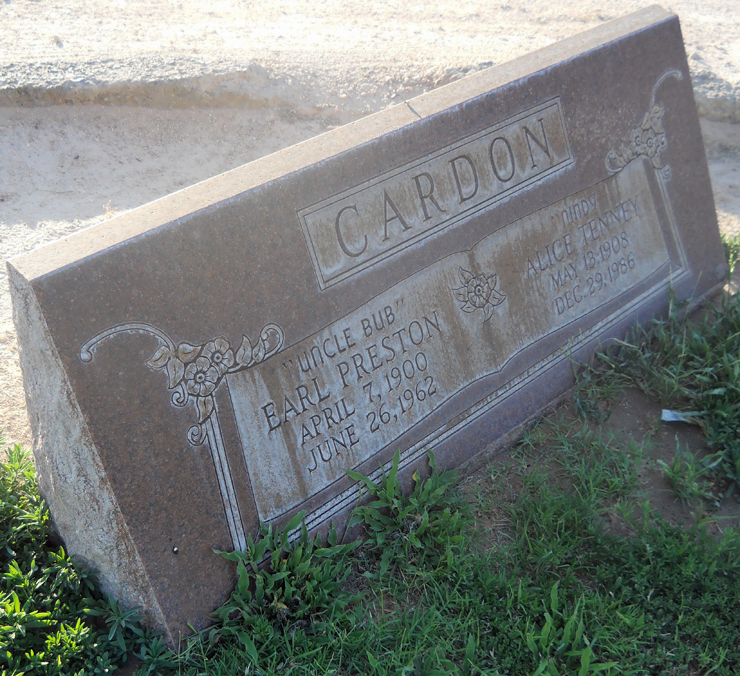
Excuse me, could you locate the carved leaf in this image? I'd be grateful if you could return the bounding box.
[177,342,201,363]
[147,345,172,369]
[166,357,185,389]
[486,274,497,288]
[260,324,284,359]
[461,301,476,313]
[483,303,494,322]
[235,335,253,367]
[196,396,214,423]
[489,289,506,306]
[252,339,266,363]
[459,267,474,284]
[453,286,468,302]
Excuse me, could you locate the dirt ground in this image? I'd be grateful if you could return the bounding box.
[2,0,738,117]
[463,384,740,545]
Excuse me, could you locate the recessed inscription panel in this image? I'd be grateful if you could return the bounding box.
[299,99,573,289]
[232,158,672,521]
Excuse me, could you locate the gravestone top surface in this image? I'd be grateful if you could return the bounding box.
[8,5,725,642]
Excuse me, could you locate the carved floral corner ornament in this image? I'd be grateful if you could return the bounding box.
[453,266,506,322]
[80,322,284,445]
[606,69,683,181]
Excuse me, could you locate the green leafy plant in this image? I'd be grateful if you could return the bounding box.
[213,510,361,654]
[84,595,145,659]
[0,435,152,675]
[657,441,718,505]
[134,634,179,675]
[521,583,617,676]
[347,450,467,573]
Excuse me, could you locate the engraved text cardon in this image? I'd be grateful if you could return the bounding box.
[299,100,573,289]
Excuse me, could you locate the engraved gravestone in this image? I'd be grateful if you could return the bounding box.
[7,6,727,643]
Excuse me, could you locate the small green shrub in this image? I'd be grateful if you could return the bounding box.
[347,450,468,573]
[211,511,360,666]
[0,436,154,675]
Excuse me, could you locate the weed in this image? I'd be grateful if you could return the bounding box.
[722,231,740,280]
[573,360,626,423]
[209,510,360,667]
[553,424,646,506]
[347,450,468,573]
[521,583,617,676]
[134,635,179,675]
[657,440,718,505]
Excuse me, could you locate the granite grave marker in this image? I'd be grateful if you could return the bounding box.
[7,5,727,642]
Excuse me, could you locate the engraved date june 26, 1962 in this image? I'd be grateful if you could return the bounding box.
[364,349,438,434]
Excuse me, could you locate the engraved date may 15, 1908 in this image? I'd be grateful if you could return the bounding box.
[524,194,643,315]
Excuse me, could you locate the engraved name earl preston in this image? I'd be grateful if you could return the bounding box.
[299,99,573,289]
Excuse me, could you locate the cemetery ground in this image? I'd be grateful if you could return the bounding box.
[3,4,740,673]
[3,272,740,674]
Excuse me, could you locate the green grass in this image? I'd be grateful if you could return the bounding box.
[656,440,717,506]
[587,288,740,491]
[162,429,739,676]
[3,414,740,674]
[722,232,740,281]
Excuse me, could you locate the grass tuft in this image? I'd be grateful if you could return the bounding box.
[722,232,740,280]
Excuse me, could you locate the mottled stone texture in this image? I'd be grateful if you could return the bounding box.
[7,6,726,642]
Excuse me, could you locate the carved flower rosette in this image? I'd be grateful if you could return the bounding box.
[80,322,284,446]
[146,327,283,444]
[605,69,683,181]
[606,104,668,176]
[453,267,506,322]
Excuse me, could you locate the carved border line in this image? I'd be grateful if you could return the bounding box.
[299,98,574,290]
[80,322,285,552]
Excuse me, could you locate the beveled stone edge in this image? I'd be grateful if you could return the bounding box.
[6,260,171,641]
[8,5,675,283]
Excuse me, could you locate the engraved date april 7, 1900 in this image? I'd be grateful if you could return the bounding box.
[365,350,438,434]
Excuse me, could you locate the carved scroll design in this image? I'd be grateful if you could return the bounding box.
[80,322,284,445]
[453,266,506,322]
[606,69,683,181]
